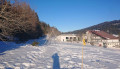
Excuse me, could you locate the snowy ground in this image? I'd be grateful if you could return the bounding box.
[0,37,120,69]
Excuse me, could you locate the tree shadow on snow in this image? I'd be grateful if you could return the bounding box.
[38,39,48,46]
[0,41,24,54]
[0,36,47,54]
[52,53,60,69]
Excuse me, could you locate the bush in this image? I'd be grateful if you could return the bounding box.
[31,41,39,46]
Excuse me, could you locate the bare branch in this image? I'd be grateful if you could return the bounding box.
[0,0,8,15]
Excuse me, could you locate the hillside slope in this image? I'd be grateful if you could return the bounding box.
[68,20,120,36]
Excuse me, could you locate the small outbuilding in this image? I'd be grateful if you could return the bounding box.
[56,34,80,42]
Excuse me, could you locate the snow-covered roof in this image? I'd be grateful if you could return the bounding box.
[59,34,77,36]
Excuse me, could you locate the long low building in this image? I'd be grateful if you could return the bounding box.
[86,30,120,48]
[56,34,80,42]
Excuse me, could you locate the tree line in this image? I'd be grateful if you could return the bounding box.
[0,0,61,42]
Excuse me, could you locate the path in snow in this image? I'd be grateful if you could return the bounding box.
[0,38,120,69]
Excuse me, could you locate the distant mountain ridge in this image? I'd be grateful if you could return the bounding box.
[67,20,120,36]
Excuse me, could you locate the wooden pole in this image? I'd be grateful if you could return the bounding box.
[81,45,83,69]
[81,34,86,69]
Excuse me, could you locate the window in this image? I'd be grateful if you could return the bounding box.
[74,37,76,39]
[73,37,76,41]
[0,29,2,33]
[66,37,69,39]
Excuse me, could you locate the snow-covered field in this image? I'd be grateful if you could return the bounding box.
[0,37,120,69]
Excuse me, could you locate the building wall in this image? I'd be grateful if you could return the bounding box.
[106,39,119,42]
[105,42,119,48]
[86,31,103,43]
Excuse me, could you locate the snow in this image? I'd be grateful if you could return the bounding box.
[0,37,120,69]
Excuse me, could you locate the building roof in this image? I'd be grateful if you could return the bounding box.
[88,30,118,39]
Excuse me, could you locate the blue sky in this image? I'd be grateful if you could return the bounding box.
[26,0,120,32]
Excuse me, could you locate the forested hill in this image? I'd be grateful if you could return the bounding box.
[67,20,120,36]
[0,0,60,42]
